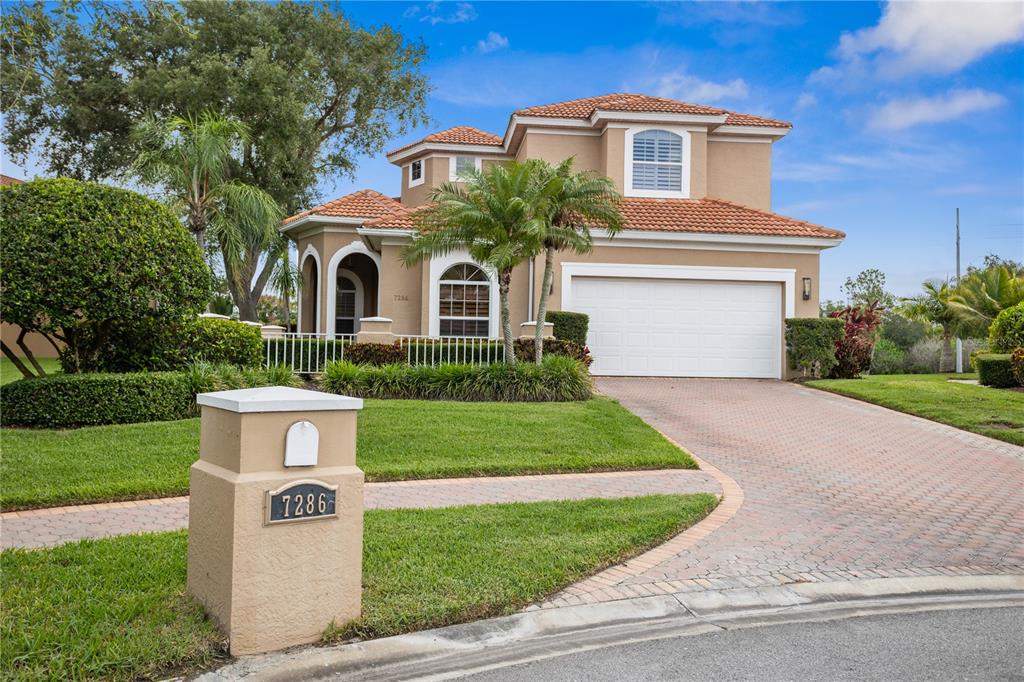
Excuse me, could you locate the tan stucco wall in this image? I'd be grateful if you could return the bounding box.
[706,140,772,209]
[519,131,602,173]
[1,323,61,359]
[601,127,626,193]
[689,130,708,199]
[379,243,423,334]
[399,156,447,207]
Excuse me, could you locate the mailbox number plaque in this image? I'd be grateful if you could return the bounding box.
[265,480,338,525]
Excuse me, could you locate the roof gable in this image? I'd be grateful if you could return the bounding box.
[283,189,403,225]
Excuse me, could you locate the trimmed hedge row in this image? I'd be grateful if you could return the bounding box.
[545,311,589,346]
[1,363,302,428]
[320,356,593,402]
[785,317,845,378]
[976,354,1018,388]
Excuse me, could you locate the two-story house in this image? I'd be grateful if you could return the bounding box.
[280,93,844,379]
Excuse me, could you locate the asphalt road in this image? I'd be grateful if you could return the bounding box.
[459,607,1024,682]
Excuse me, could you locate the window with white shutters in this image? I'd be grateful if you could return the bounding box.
[631,130,683,192]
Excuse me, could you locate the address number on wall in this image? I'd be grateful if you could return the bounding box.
[265,480,338,525]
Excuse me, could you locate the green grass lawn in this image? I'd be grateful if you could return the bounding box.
[2,494,717,681]
[0,357,61,385]
[807,373,1024,446]
[0,397,694,509]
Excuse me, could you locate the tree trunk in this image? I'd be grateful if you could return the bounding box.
[1,341,37,379]
[16,328,46,376]
[939,325,955,373]
[499,270,515,365]
[534,245,555,364]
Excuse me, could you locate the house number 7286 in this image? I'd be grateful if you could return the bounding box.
[265,481,338,524]
[279,493,327,518]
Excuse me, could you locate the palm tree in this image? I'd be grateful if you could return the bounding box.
[946,265,1024,338]
[132,111,283,317]
[901,279,959,372]
[269,240,301,330]
[404,161,550,364]
[530,158,623,363]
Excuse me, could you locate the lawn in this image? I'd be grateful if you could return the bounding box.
[807,373,1024,446]
[2,494,717,681]
[0,397,694,509]
[0,357,61,385]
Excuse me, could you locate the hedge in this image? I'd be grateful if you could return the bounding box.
[546,311,589,346]
[93,316,263,372]
[976,354,1017,388]
[1012,348,1024,386]
[0,372,195,427]
[989,303,1024,353]
[1,364,301,428]
[785,317,845,378]
[320,356,593,401]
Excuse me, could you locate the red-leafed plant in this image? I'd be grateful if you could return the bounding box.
[827,301,884,378]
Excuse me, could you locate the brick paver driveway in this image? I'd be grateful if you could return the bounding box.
[542,378,1024,606]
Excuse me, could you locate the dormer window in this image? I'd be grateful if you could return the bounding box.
[625,127,690,198]
[408,159,424,188]
[450,155,482,181]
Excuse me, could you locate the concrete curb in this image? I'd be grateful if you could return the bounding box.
[196,574,1024,681]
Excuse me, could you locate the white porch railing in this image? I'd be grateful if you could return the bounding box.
[264,333,355,374]
[264,332,507,373]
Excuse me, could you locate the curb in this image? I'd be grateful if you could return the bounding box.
[196,574,1024,681]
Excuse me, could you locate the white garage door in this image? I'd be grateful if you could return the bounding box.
[571,277,782,378]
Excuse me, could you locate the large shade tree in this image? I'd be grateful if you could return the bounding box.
[530,158,623,363]
[0,179,211,375]
[404,162,552,363]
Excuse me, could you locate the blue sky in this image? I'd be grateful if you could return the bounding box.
[4,1,1022,300]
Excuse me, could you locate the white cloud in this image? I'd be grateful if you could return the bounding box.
[813,1,1024,82]
[649,71,749,104]
[795,92,817,111]
[477,31,509,54]
[867,88,1006,131]
[419,2,477,26]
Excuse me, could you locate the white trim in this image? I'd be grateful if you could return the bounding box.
[197,386,362,413]
[707,134,774,144]
[590,229,843,252]
[624,125,691,199]
[448,155,483,181]
[428,250,499,337]
[334,267,364,334]
[560,262,797,318]
[325,241,382,338]
[711,125,789,139]
[358,227,415,239]
[388,142,507,164]
[407,159,425,188]
[591,110,729,126]
[281,215,364,234]
[298,244,322,333]
[522,128,603,137]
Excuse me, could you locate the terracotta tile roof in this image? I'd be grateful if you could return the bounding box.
[366,197,843,239]
[388,126,503,156]
[283,189,403,225]
[0,174,24,185]
[617,198,843,238]
[514,93,791,129]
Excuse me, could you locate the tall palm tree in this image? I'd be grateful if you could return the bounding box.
[901,279,959,372]
[132,111,283,314]
[531,158,623,363]
[404,161,550,363]
[269,240,301,330]
[946,265,1024,338]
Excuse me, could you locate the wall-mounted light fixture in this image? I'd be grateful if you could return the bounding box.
[802,277,812,301]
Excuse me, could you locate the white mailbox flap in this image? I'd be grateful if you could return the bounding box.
[284,421,319,467]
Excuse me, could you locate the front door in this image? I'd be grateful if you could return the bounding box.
[335,276,357,335]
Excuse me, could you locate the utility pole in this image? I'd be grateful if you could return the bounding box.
[955,208,963,373]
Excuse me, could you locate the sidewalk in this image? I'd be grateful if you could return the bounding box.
[1,468,720,549]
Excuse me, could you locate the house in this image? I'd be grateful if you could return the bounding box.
[280,93,844,379]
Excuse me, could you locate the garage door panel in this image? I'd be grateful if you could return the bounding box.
[572,277,782,378]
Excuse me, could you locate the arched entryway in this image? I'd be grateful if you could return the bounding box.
[299,247,320,333]
[327,243,380,337]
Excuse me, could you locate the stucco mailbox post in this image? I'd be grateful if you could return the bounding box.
[187,386,364,656]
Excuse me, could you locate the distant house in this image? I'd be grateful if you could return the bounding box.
[0,174,23,186]
[281,93,845,379]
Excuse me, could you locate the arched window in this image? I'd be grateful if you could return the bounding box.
[632,129,683,192]
[439,263,490,337]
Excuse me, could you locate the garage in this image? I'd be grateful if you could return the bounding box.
[569,276,783,378]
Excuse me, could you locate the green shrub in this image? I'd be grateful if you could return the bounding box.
[320,356,593,401]
[514,338,593,366]
[1,364,302,427]
[988,303,1024,353]
[0,178,211,374]
[881,312,929,351]
[93,317,262,372]
[545,311,589,346]
[0,372,195,427]
[1012,348,1024,386]
[785,317,845,378]
[343,342,406,366]
[976,354,1017,388]
[869,338,907,374]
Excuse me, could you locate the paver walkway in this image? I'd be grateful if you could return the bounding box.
[536,378,1024,609]
[0,469,719,550]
